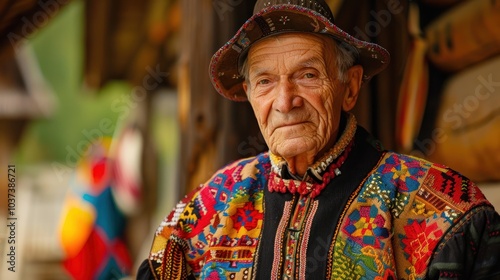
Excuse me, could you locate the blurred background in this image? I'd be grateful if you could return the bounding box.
[0,0,499,279]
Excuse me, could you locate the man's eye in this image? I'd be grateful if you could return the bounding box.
[304,73,315,79]
[257,79,270,85]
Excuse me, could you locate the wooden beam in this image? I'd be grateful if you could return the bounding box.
[178,0,264,195]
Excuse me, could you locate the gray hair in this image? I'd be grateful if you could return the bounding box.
[240,37,359,89]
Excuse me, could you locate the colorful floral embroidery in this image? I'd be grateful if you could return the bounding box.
[147,147,495,279]
[343,205,390,249]
[379,154,427,193]
[329,152,490,279]
[230,202,263,232]
[401,220,443,275]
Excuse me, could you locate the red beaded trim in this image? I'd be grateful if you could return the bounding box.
[268,138,354,198]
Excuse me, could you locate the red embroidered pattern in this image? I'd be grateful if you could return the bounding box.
[230,202,263,232]
[402,220,443,274]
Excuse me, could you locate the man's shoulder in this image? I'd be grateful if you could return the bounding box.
[205,152,271,188]
[187,152,271,207]
[377,151,490,212]
[154,153,270,240]
[366,154,498,279]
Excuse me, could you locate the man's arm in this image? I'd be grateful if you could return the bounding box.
[135,187,203,280]
[427,206,500,279]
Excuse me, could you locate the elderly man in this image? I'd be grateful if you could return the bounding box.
[138,0,500,279]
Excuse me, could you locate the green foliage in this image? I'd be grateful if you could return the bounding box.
[15,0,129,165]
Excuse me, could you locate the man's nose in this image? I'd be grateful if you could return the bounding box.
[273,78,303,113]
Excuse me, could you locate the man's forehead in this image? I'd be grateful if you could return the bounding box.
[249,55,326,70]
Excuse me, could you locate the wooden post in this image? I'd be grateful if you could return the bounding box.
[178,0,263,195]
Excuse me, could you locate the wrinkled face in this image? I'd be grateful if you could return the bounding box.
[243,33,351,160]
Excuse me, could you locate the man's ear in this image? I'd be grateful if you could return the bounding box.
[342,65,363,111]
[243,82,248,95]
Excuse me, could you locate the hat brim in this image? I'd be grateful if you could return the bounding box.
[209,4,391,102]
